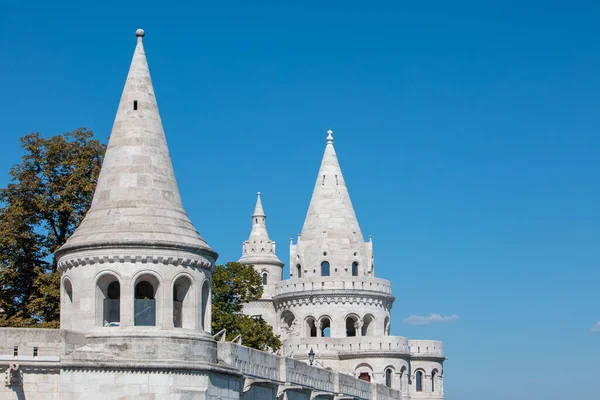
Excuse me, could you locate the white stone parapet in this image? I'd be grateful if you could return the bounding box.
[275,276,393,297]
[284,335,411,356]
[408,340,444,358]
[217,341,402,399]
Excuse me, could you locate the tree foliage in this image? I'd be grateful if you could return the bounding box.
[212,262,282,351]
[0,128,105,328]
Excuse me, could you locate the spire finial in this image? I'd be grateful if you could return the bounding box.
[326,129,333,144]
[136,28,145,38]
[253,191,265,217]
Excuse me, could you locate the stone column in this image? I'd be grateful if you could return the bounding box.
[424,374,432,394]
[355,320,363,337]
[121,279,133,328]
[394,371,402,392]
[315,321,322,337]
[402,372,409,397]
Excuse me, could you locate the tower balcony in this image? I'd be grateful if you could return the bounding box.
[275,276,393,297]
[283,335,412,359]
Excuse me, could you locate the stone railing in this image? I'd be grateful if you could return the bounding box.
[218,342,280,381]
[274,276,393,297]
[339,372,372,399]
[285,357,335,393]
[408,340,444,358]
[217,341,402,399]
[376,383,402,399]
[284,336,410,356]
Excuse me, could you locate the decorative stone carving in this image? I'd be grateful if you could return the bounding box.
[4,364,21,387]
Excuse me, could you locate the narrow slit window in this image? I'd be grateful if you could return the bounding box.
[33,347,38,357]
[352,262,358,276]
[321,261,330,277]
[322,175,325,185]
[133,100,138,110]
[13,346,18,357]
[335,175,338,185]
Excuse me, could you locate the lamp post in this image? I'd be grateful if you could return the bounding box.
[308,347,315,366]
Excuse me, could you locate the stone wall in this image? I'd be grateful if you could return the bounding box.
[1,327,410,399]
[218,341,403,399]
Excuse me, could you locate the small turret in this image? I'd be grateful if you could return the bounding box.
[239,192,284,288]
[238,192,282,327]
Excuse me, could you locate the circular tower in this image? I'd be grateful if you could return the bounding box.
[271,130,445,397]
[56,30,218,365]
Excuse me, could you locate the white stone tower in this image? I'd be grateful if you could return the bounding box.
[55,29,240,397]
[238,192,283,328]
[271,130,445,399]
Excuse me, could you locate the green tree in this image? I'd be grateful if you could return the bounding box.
[212,262,282,352]
[0,128,105,328]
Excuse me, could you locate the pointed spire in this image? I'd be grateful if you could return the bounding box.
[239,192,283,267]
[253,192,265,217]
[58,30,215,258]
[300,129,363,242]
[292,129,369,277]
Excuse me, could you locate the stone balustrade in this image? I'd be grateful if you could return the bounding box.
[338,373,373,399]
[284,335,411,356]
[218,341,280,381]
[217,341,402,399]
[285,358,335,393]
[274,276,393,297]
[408,340,444,358]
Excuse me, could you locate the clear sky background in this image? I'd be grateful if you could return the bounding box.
[1,1,599,399]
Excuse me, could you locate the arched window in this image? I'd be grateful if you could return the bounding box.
[320,317,331,337]
[262,272,268,285]
[306,317,317,337]
[346,315,358,337]
[384,316,390,335]
[134,276,158,326]
[432,369,437,392]
[415,371,423,392]
[385,368,393,388]
[281,310,295,329]
[97,274,120,327]
[321,261,330,277]
[361,315,374,336]
[201,280,210,332]
[64,279,73,303]
[352,262,358,276]
[296,264,302,278]
[173,276,192,329]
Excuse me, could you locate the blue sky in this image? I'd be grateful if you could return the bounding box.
[1,1,599,399]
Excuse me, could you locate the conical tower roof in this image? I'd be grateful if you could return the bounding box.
[300,130,364,243]
[292,130,369,277]
[239,193,283,266]
[59,30,215,257]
